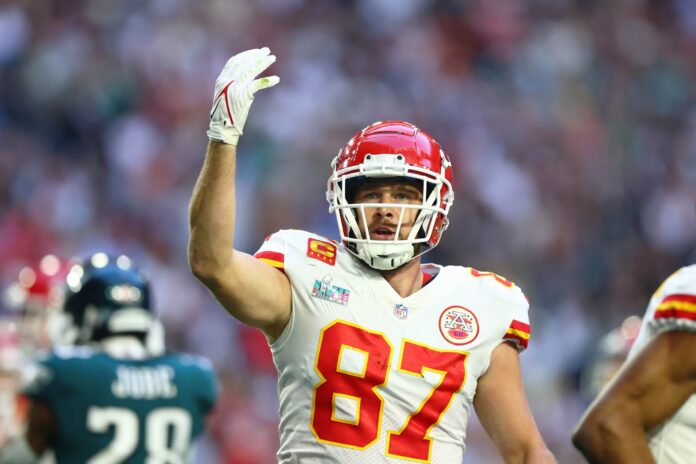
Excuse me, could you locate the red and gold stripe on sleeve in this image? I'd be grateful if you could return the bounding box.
[254,251,285,272]
[503,320,531,351]
[654,294,696,321]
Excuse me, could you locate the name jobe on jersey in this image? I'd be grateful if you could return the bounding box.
[111,365,178,399]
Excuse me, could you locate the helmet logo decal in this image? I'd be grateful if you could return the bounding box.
[307,238,338,266]
[438,306,480,346]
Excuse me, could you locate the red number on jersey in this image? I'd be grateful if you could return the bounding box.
[311,321,391,448]
[387,341,467,461]
[311,321,467,460]
[470,268,513,287]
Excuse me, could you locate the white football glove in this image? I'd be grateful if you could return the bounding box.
[207,47,279,146]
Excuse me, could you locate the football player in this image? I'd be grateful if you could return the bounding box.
[4,255,72,356]
[573,264,696,463]
[0,253,218,463]
[189,47,554,463]
[0,255,72,453]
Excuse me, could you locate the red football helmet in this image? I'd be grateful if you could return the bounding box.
[327,121,454,270]
[4,255,72,353]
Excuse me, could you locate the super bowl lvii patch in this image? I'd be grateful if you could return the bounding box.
[312,275,350,306]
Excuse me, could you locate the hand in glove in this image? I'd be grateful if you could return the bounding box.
[207,47,279,146]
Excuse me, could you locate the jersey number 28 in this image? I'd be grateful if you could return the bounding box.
[312,321,467,462]
[86,407,191,464]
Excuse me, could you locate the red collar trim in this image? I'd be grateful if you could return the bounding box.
[422,271,435,287]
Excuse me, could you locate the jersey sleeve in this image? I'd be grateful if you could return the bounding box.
[254,231,288,273]
[194,356,219,415]
[501,288,531,353]
[254,229,338,277]
[648,266,696,336]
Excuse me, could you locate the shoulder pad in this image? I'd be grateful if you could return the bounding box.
[464,267,528,306]
[657,265,696,298]
[20,359,54,396]
[257,229,340,268]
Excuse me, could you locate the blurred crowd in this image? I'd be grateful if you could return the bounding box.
[1,0,695,462]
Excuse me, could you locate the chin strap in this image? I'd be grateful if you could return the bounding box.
[0,435,40,464]
[355,242,415,271]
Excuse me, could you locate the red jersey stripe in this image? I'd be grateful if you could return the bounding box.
[254,251,285,264]
[656,299,696,315]
[509,320,531,334]
[254,251,285,272]
[506,327,531,340]
[656,301,696,315]
[654,308,696,321]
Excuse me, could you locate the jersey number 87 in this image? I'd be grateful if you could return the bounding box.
[311,321,467,462]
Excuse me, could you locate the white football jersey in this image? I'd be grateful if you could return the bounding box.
[628,264,696,463]
[255,230,531,464]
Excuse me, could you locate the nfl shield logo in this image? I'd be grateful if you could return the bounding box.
[393,303,409,320]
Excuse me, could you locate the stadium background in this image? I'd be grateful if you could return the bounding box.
[1,0,695,462]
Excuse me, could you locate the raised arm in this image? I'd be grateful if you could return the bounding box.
[188,48,291,341]
[474,343,555,464]
[572,331,696,463]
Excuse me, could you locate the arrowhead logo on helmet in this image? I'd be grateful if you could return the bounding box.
[326,121,454,271]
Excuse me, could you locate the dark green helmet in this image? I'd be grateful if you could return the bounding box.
[62,253,153,344]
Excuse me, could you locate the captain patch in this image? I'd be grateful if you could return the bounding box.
[307,238,337,266]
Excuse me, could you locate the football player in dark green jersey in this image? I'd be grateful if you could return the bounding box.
[0,253,218,464]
